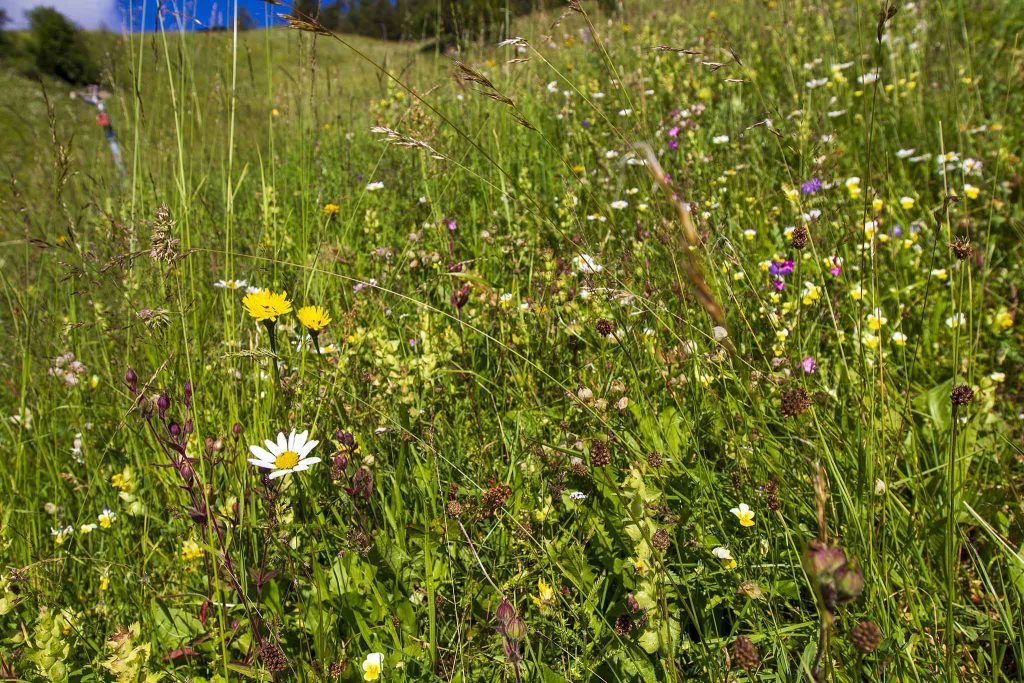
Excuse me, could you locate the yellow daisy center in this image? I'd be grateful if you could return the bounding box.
[274,450,300,470]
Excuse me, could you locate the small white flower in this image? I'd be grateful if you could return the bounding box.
[805,77,829,89]
[896,148,915,159]
[569,491,587,502]
[945,312,966,329]
[712,135,730,145]
[248,430,322,479]
[572,254,603,274]
[366,181,385,192]
[215,279,248,290]
[610,200,628,210]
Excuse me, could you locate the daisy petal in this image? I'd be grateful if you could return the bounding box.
[276,432,288,452]
[299,440,320,456]
[268,469,291,479]
[249,445,272,461]
[248,458,276,470]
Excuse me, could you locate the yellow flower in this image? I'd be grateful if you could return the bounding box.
[633,557,649,574]
[899,196,915,209]
[801,282,821,306]
[99,572,110,591]
[532,579,555,610]
[891,331,907,346]
[962,184,980,200]
[850,285,864,301]
[866,308,887,331]
[712,546,737,570]
[242,289,293,323]
[323,203,340,216]
[871,198,884,212]
[98,508,116,528]
[862,333,880,349]
[111,467,134,492]
[845,177,861,199]
[181,538,204,562]
[994,309,1013,330]
[297,305,331,332]
[730,503,755,527]
[362,652,385,681]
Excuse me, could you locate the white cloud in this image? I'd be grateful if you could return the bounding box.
[4,0,121,30]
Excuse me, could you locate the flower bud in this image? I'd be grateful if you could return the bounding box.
[232,422,243,436]
[803,540,847,579]
[504,616,527,642]
[157,391,170,419]
[125,368,138,394]
[183,382,192,408]
[835,560,865,602]
[169,422,181,437]
[495,598,515,626]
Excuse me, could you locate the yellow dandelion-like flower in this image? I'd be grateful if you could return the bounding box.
[532,579,555,610]
[297,305,332,332]
[323,203,340,216]
[242,289,292,323]
[994,309,1013,330]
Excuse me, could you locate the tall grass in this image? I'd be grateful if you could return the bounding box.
[1,0,1023,680]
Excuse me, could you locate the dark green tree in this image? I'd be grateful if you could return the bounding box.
[27,7,99,84]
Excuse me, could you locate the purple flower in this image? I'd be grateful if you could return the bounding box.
[891,225,903,238]
[668,126,680,138]
[800,177,822,194]
[768,259,795,276]
[828,257,842,277]
[668,140,679,150]
[772,278,786,291]
[581,119,591,128]
[802,357,818,374]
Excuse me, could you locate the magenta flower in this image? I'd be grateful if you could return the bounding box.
[802,357,818,374]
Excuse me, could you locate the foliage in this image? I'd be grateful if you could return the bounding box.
[1,0,1023,680]
[26,6,100,84]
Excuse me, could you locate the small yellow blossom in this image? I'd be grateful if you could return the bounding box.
[862,333,880,349]
[962,184,980,200]
[845,177,861,199]
[850,285,864,301]
[730,503,755,527]
[871,198,884,212]
[994,309,1013,330]
[181,538,204,562]
[866,308,887,331]
[891,331,907,346]
[900,196,915,209]
[322,203,340,216]
[712,547,737,570]
[362,652,385,681]
[532,579,555,610]
[98,508,116,528]
[801,282,821,306]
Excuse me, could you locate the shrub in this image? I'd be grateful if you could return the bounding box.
[27,6,99,84]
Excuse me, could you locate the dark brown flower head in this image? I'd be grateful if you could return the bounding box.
[596,318,615,336]
[590,440,611,467]
[950,235,973,261]
[647,451,663,468]
[258,642,288,673]
[732,636,761,671]
[614,613,634,635]
[446,499,463,518]
[791,225,809,250]
[780,386,812,418]
[951,384,974,406]
[651,528,671,552]
[850,620,882,654]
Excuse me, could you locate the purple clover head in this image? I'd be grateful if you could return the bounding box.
[802,357,818,374]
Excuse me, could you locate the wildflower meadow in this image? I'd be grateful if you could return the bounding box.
[2,0,1024,680]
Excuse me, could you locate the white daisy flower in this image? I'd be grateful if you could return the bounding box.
[610,200,628,210]
[366,181,385,192]
[248,430,321,479]
[214,279,248,290]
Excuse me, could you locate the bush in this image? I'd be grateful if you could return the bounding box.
[27,6,99,84]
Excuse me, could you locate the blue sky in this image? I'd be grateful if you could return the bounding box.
[5,0,289,31]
